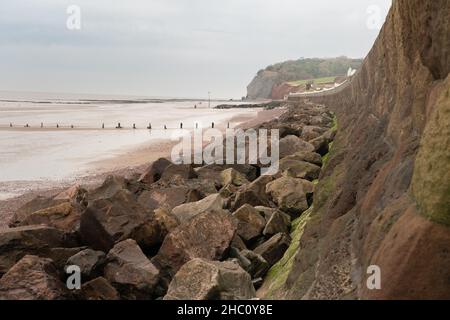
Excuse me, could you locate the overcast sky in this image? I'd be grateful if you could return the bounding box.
[0,0,391,99]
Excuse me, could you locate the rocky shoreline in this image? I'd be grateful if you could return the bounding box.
[0,101,336,300]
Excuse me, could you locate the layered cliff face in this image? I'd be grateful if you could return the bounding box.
[261,0,450,299]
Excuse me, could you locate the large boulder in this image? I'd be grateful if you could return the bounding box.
[232,204,266,242]
[10,196,67,227]
[254,233,291,266]
[152,211,237,284]
[182,178,218,197]
[138,185,201,211]
[263,210,291,236]
[279,159,321,181]
[233,175,274,210]
[80,190,160,252]
[229,248,270,279]
[19,201,83,234]
[66,249,106,280]
[171,194,225,225]
[0,225,77,274]
[164,259,255,300]
[138,158,172,185]
[153,207,180,239]
[197,164,258,184]
[279,135,315,158]
[282,151,323,166]
[160,164,198,181]
[104,239,160,300]
[0,255,71,300]
[266,177,314,216]
[301,125,327,141]
[88,175,129,201]
[309,134,331,156]
[220,168,249,187]
[80,277,120,300]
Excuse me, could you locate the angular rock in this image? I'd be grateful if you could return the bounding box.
[219,183,238,199]
[66,249,106,279]
[254,206,281,221]
[229,248,270,279]
[197,164,258,183]
[138,185,200,211]
[279,159,321,181]
[182,178,218,197]
[254,233,291,266]
[0,225,77,274]
[47,247,87,270]
[263,210,291,236]
[279,135,315,158]
[80,190,160,252]
[164,258,255,300]
[171,194,225,224]
[309,134,331,156]
[80,277,120,300]
[104,239,160,300]
[233,175,274,210]
[230,234,247,251]
[88,175,129,201]
[232,204,266,242]
[10,196,67,227]
[283,151,323,166]
[19,201,83,234]
[266,177,314,216]
[160,164,198,181]
[195,167,223,188]
[138,158,172,185]
[152,211,237,283]
[221,168,249,187]
[154,207,180,239]
[0,255,71,300]
[54,184,88,206]
[301,125,327,141]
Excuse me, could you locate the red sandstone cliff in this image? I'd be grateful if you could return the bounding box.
[261,0,450,299]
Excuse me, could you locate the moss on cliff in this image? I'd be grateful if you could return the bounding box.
[412,78,450,227]
[259,207,313,298]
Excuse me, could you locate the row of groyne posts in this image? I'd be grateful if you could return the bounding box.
[4,121,230,130]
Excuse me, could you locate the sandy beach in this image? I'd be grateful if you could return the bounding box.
[0,107,285,229]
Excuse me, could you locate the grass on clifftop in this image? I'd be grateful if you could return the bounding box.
[287,76,337,86]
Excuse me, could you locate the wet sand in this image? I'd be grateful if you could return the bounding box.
[0,107,285,230]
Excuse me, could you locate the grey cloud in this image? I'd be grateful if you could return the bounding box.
[0,0,391,98]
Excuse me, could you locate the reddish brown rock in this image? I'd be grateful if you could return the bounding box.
[254,233,291,266]
[80,190,160,252]
[160,164,198,181]
[104,239,160,300]
[232,175,275,210]
[0,255,71,300]
[152,211,237,284]
[138,158,172,185]
[20,201,83,234]
[279,135,315,158]
[0,225,77,274]
[88,175,129,201]
[164,259,255,300]
[171,194,225,225]
[266,177,314,216]
[80,277,120,300]
[66,249,106,279]
[232,204,266,242]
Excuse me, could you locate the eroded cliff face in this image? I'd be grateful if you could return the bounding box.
[261,0,450,299]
